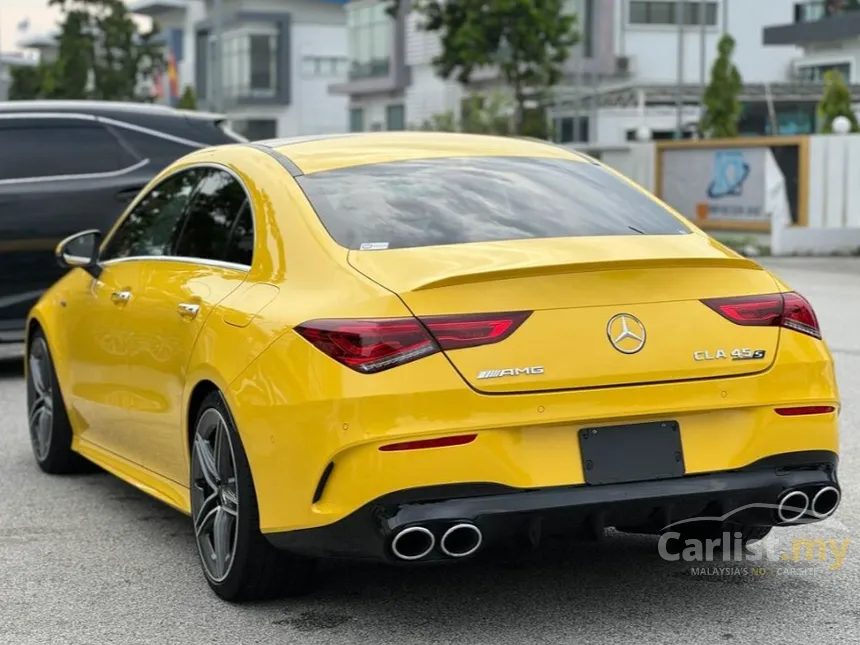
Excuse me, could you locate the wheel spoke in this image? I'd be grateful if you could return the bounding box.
[220,483,238,515]
[29,354,45,396]
[195,505,218,538]
[37,410,52,450]
[214,421,233,483]
[28,399,44,429]
[194,434,219,490]
[212,507,234,578]
[194,491,219,533]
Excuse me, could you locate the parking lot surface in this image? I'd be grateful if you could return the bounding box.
[0,257,857,645]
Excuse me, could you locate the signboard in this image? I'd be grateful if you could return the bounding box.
[661,147,767,224]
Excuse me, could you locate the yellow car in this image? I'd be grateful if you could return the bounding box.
[26,132,840,601]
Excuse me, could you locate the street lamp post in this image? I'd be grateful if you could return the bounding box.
[213,0,224,113]
[675,0,686,139]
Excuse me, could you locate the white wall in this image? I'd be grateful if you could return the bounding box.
[595,105,703,144]
[292,24,349,134]
[617,0,801,84]
[402,10,462,126]
[774,133,860,253]
[792,41,860,83]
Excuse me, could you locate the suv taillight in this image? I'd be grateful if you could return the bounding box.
[700,292,821,339]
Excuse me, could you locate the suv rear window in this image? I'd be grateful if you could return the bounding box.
[295,156,690,251]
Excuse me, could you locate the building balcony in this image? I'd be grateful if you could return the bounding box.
[763,1,860,46]
[127,0,187,17]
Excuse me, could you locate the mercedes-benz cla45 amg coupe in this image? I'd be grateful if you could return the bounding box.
[24,132,840,601]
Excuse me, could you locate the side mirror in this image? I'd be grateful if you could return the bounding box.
[55,229,103,279]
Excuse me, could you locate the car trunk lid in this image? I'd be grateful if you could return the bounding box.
[348,235,782,393]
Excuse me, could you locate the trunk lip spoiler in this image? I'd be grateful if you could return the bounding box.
[390,256,764,292]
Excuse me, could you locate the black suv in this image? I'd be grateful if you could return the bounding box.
[0,100,247,343]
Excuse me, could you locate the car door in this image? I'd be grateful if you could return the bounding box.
[65,167,207,463]
[124,167,253,483]
[0,114,148,341]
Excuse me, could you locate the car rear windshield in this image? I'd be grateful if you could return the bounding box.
[295,156,690,251]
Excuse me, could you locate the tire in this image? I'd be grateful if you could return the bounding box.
[190,390,317,602]
[26,329,92,474]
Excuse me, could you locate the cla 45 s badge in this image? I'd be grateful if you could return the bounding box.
[477,366,545,380]
[694,348,767,361]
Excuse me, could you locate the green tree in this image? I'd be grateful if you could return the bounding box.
[8,66,46,100]
[418,111,458,131]
[817,69,860,133]
[177,85,197,109]
[460,91,514,135]
[387,0,578,135]
[700,34,744,139]
[47,0,164,100]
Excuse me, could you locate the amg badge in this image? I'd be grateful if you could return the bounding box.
[476,366,545,380]
[693,348,767,362]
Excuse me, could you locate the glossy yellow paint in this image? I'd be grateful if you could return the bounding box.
[27,133,840,535]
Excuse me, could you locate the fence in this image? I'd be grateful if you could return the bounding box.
[568,133,860,256]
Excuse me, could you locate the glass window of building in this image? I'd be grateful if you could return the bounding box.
[347,3,391,79]
[208,27,278,100]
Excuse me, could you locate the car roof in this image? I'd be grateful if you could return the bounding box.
[0,100,225,122]
[254,131,585,175]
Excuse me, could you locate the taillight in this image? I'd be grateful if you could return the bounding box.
[701,292,821,339]
[294,311,531,373]
[781,292,821,339]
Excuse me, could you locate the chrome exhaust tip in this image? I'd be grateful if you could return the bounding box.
[811,486,841,519]
[777,490,810,523]
[439,523,483,558]
[391,526,435,561]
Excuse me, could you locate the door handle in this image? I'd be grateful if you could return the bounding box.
[111,290,132,304]
[177,303,200,319]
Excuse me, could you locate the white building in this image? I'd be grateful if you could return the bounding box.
[125,0,350,138]
[333,0,856,143]
[17,0,351,138]
[764,1,860,82]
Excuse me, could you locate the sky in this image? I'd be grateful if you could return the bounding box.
[0,0,146,54]
[0,0,63,53]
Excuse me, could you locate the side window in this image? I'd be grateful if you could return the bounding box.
[0,118,138,180]
[224,202,254,266]
[173,169,249,262]
[114,129,199,167]
[101,168,205,261]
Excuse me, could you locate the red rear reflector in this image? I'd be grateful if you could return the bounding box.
[701,292,821,339]
[295,311,531,373]
[379,434,478,452]
[774,406,836,416]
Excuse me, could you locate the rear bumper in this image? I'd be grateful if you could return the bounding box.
[265,450,839,562]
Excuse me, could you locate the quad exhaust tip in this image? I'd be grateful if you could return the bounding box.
[777,490,809,523]
[440,523,483,558]
[811,486,840,519]
[391,526,435,561]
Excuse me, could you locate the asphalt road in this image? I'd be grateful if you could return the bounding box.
[0,257,858,645]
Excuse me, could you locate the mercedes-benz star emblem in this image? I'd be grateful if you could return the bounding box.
[606,313,647,354]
